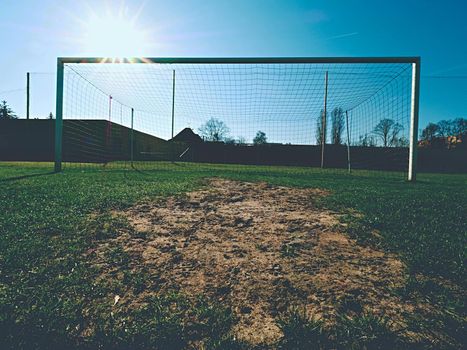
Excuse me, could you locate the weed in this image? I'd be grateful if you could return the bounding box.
[277,308,330,349]
[334,313,401,350]
[280,242,301,258]
[105,245,131,267]
[87,213,132,240]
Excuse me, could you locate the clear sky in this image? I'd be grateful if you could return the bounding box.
[1,0,466,134]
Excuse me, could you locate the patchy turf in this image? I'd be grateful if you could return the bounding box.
[89,178,461,347]
[95,179,404,344]
[0,162,465,349]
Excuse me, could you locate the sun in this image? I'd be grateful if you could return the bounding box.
[81,9,150,58]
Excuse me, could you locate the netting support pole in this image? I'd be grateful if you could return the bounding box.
[171,70,176,139]
[321,71,328,168]
[105,96,113,163]
[345,110,351,174]
[26,72,30,120]
[408,59,420,182]
[171,69,176,162]
[54,59,64,172]
[130,108,134,168]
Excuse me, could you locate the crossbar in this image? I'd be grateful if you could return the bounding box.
[58,56,420,65]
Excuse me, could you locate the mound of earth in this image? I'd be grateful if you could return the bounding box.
[91,178,420,345]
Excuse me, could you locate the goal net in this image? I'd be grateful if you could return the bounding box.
[55,57,419,179]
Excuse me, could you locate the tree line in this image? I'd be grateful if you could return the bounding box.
[316,107,346,145]
[0,100,53,119]
[420,118,466,147]
[199,112,409,148]
[198,118,267,145]
[315,107,408,147]
[0,101,17,119]
[169,111,467,149]
[2,97,465,148]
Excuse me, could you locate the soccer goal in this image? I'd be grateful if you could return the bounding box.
[54,57,420,180]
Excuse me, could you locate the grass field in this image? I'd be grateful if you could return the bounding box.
[0,162,465,349]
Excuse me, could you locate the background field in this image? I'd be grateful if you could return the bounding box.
[0,162,465,349]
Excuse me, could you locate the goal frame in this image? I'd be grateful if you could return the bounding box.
[54,56,420,181]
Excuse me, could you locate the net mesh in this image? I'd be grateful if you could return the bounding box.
[60,60,413,176]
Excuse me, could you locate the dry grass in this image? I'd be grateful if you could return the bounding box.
[88,178,434,345]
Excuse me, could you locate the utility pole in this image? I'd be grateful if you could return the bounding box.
[26,72,30,119]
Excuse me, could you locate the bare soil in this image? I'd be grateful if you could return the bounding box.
[91,178,419,345]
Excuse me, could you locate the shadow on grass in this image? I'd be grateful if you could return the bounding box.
[0,171,55,183]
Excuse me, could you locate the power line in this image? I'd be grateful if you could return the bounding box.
[422,75,467,79]
[0,88,26,94]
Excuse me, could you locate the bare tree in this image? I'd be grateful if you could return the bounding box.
[452,118,467,137]
[373,119,393,147]
[394,136,409,147]
[390,122,404,146]
[331,107,345,145]
[419,118,466,147]
[236,136,247,145]
[437,120,453,138]
[421,123,440,142]
[315,109,327,145]
[373,118,403,147]
[0,100,17,119]
[253,131,267,145]
[198,118,230,142]
[358,133,376,147]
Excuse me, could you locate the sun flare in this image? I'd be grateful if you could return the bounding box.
[81,10,150,58]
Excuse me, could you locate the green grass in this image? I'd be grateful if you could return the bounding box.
[0,161,465,349]
[277,309,402,350]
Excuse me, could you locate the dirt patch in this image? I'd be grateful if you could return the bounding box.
[92,178,413,345]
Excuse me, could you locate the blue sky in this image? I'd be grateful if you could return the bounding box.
[1,0,466,134]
